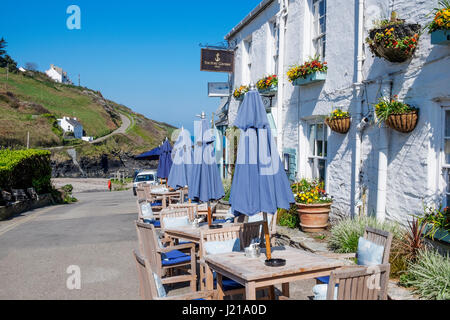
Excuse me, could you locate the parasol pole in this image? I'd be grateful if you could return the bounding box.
[263,212,272,260]
[207,201,212,227]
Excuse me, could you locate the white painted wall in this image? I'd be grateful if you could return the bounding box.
[227,0,450,226]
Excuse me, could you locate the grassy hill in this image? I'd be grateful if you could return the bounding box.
[0,67,176,156]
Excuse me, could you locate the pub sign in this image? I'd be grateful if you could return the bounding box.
[201,49,234,73]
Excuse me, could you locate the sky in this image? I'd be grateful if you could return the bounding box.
[0,0,261,134]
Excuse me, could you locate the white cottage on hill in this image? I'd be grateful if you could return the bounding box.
[58,117,83,139]
[217,0,450,226]
[46,64,71,84]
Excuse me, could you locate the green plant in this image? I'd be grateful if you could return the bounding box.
[278,205,300,229]
[291,179,332,205]
[374,95,417,125]
[401,249,450,300]
[427,0,450,33]
[287,55,327,82]
[328,216,402,253]
[256,75,278,90]
[233,85,249,99]
[390,217,427,277]
[222,178,232,202]
[327,109,350,121]
[419,205,450,239]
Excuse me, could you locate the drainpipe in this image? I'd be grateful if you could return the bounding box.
[352,0,366,217]
[376,79,392,222]
[276,0,288,156]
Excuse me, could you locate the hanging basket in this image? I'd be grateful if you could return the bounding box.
[368,23,421,63]
[325,117,351,134]
[385,110,419,133]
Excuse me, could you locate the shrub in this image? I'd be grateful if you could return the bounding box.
[0,149,52,194]
[328,216,403,253]
[278,205,300,229]
[401,249,450,300]
[222,178,232,202]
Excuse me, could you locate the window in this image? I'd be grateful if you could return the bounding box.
[443,109,450,206]
[308,122,328,182]
[312,0,327,59]
[243,38,253,84]
[270,20,280,74]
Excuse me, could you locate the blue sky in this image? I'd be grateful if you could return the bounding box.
[0,0,261,133]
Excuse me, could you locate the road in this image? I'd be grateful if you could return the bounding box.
[90,113,132,144]
[0,190,140,300]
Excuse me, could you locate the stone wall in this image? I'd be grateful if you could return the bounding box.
[0,194,54,221]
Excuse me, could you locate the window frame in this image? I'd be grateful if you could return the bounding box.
[311,0,327,59]
[307,120,329,183]
[442,107,450,207]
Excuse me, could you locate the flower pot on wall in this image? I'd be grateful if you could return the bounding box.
[385,110,419,133]
[325,117,351,134]
[258,84,278,96]
[431,29,450,45]
[368,23,421,63]
[234,95,244,101]
[296,202,332,233]
[293,72,327,86]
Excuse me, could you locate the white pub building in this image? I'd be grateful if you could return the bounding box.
[218,0,450,225]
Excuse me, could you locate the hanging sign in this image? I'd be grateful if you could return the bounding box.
[201,49,234,73]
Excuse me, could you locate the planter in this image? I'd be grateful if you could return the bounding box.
[385,110,419,133]
[292,72,327,86]
[431,29,450,45]
[258,85,278,96]
[368,23,421,63]
[234,95,245,101]
[423,224,450,244]
[325,117,351,134]
[296,202,332,233]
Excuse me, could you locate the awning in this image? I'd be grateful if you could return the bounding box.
[135,146,161,160]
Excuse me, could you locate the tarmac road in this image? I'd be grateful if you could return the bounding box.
[0,190,140,300]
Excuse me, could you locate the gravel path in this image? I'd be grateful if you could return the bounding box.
[52,178,111,193]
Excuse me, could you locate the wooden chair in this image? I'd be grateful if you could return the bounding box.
[240,221,265,249]
[159,208,194,230]
[136,186,147,202]
[135,221,197,292]
[317,227,393,284]
[326,264,391,300]
[137,199,161,227]
[169,203,198,220]
[133,250,214,300]
[235,211,278,246]
[143,184,164,210]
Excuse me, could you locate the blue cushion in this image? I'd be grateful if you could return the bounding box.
[151,201,162,207]
[316,276,330,284]
[153,273,167,298]
[143,219,161,228]
[313,284,338,300]
[161,250,191,266]
[357,237,384,266]
[202,274,244,291]
[203,238,241,255]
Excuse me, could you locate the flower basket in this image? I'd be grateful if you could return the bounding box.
[292,71,327,86]
[431,29,450,45]
[367,23,421,63]
[325,117,351,134]
[234,95,245,101]
[296,202,332,233]
[258,84,278,96]
[385,110,419,133]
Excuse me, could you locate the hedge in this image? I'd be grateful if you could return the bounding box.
[0,149,52,194]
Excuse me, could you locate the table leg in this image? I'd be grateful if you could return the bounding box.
[205,265,213,292]
[217,274,225,300]
[282,283,290,298]
[245,282,256,300]
[163,195,167,209]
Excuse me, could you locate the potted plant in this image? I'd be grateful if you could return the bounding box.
[374,95,419,133]
[292,179,333,233]
[366,12,421,63]
[257,74,278,96]
[419,205,450,244]
[287,56,327,86]
[233,85,249,101]
[325,109,351,134]
[428,0,450,45]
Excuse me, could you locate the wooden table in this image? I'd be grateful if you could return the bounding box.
[204,246,345,300]
[151,191,182,209]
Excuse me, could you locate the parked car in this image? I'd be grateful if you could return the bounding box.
[133,170,158,196]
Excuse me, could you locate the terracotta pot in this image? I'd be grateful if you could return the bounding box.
[296,202,332,233]
[325,117,351,134]
[385,110,419,133]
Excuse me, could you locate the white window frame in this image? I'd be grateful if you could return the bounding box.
[307,120,328,184]
[243,37,253,84]
[311,0,327,59]
[442,106,450,207]
[269,19,279,75]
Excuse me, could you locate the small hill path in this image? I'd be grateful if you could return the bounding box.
[90,113,132,144]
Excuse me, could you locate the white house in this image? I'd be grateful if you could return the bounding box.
[45,64,71,84]
[57,117,83,139]
[219,0,450,226]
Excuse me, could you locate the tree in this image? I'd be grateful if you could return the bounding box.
[25,62,38,71]
[0,38,6,58]
[0,55,18,73]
